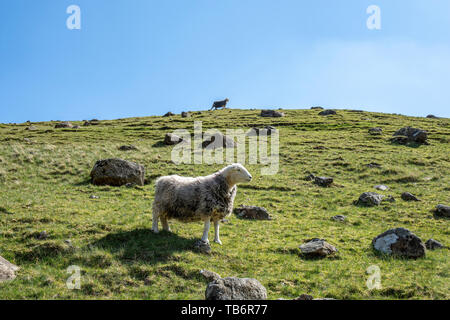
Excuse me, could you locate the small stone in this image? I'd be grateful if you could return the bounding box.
[37,231,48,240]
[314,176,333,187]
[163,112,175,117]
[425,239,443,250]
[355,192,384,206]
[118,145,138,151]
[181,112,190,118]
[194,240,212,254]
[200,270,221,282]
[332,215,346,222]
[164,133,185,145]
[260,110,285,117]
[367,162,382,168]
[305,173,316,181]
[435,204,450,218]
[89,195,99,199]
[25,125,38,131]
[401,192,420,201]
[369,127,383,135]
[234,205,272,220]
[54,121,73,129]
[205,277,267,300]
[374,185,389,191]
[64,239,73,247]
[293,294,314,300]
[318,110,337,116]
[299,239,337,258]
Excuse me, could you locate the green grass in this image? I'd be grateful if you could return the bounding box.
[0,108,449,300]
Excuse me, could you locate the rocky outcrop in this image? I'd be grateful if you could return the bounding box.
[372,228,426,258]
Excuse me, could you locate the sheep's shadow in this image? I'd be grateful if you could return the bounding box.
[91,228,199,264]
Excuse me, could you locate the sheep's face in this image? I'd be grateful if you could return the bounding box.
[224,163,252,185]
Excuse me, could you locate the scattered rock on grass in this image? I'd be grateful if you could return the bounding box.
[311,106,324,110]
[163,112,175,117]
[0,256,19,282]
[401,192,420,202]
[234,205,272,220]
[164,133,185,145]
[181,111,190,118]
[318,110,337,116]
[332,215,346,222]
[202,133,236,149]
[260,110,285,117]
[25,125,38,131]
[298,239,338,258]
[200,270,221,282]
[118,145,138,151]
[54,122,73,129]
[391,127,428,145]
[314,176,333,187]
[374,185,389,191]
[435,204,450,218]
[425,239,443,250]
[37,231,48,240]
[194,240,211,255]
[369,127,383,135]
[372,228,426,259]
[90,158,145,186]
[355,192,384,206]
[205,277,267,300]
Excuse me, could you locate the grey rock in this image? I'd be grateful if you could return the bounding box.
[426,115,439,119]
[205,277,267,300]
[305,173,316,181]
[163,112,175,117]
[164,133,185,145]
[374,185,389,191]
[314,176,333,187]
[401,192,420,202]
[247,126,277,136]
[37,231,48,240]
[25,125,38,131]
[355,192,384,206]
[202,133,236,149]
[392,127,428,144]
[318,110,337,116]
[194,240,212,255]
[368,127,383,135]
[181,111,190,118]
[54,121,73,129]
[118,145,138,151]
[260,110,285,117]
[293,294,314,300]
[332,215,346,222]
[90,158,145,186]
[372,228,426,259]
[89,195,99,199]
[299,239,338,257]
[200,269,221,282]
[367,162,382,169]
[0,256,19,282]
[435,204,450,217]
[234,205,272,220]
[311,106,324,110]
[425,239,443,250]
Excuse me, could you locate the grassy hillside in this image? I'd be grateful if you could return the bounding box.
[0,108,448,300]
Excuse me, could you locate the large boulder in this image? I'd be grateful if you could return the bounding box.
[0,256,19,282]
[205,277,267,300]
[391,127,428,144]
[90,159,145,186]
[260,110,285,117]
[202,133,236,149]
[372,228,426,258]
[234,205,272,220]
[298,239,337,258]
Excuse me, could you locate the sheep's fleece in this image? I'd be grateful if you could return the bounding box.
[151,164,252,243]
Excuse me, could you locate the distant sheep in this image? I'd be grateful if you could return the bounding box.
[210,98,229,111]
[151,164,252,244]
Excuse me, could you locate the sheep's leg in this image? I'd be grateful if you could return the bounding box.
[213,220,222,245]
[152,209,160,233]
[201,218,211,243]
[161,217,171,232]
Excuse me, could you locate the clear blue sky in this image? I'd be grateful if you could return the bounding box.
[1,0,449,123]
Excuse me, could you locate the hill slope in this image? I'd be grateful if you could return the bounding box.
[0,108,449,299]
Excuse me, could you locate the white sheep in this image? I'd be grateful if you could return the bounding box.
[151,164,252,244]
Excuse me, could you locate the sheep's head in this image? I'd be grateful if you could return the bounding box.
[222,163,252,186]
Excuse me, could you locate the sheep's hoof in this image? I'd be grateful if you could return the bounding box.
[214,239,222,245]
